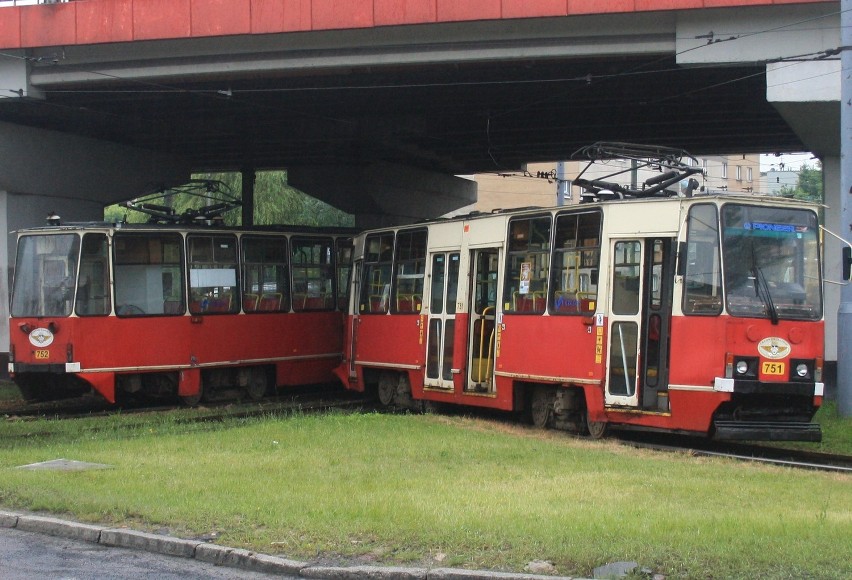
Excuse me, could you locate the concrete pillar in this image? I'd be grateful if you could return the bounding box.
[839,0,852,416]
[822,157,841,394]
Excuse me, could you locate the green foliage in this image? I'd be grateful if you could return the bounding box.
[104,171,353,227]
[779,163,823,203]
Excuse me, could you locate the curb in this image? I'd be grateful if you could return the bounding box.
[0,510,584,579]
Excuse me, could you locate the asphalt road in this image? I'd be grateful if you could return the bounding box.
[0,527,291,580]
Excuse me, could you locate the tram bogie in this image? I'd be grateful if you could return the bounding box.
[336,192,831,442]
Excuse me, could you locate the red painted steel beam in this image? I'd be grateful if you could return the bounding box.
[0,0,834,49]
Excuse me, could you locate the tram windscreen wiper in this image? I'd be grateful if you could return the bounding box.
[750,250,779,325]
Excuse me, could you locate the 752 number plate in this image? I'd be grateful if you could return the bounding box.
[761,361,785,376]
[33,350,50,360]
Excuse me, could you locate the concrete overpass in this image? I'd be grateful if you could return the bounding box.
[0,0,845,376]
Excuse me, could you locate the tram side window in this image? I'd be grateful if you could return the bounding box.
[337,240,353,311]
[682,204,722,315]
[292,238,335,311]
[551,211,601,315]
[76,233,111,316]
[359,233,394,314]
[242,236,289,313]
[114,233,185,316]
[393,230,427,313]
[11,234,80,318]
[188,235,239,314]
[503,216,552,314]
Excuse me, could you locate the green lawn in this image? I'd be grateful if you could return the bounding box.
[0,409,849,579]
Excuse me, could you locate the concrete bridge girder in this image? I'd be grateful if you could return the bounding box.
[289,162,477,229]
[0,121,190,203]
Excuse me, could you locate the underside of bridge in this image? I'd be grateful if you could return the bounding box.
[1,55,801,175]
[0,9,815,210]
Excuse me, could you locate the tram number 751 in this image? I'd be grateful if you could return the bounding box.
[761,361,785,376]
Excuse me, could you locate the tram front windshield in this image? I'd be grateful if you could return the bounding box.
[721,204,821,321]
[11,234,80,318]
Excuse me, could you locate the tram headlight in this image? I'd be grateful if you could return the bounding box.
[791,359,813,381]
[731,356,758,379]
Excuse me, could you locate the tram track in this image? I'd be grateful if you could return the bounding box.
[616,433,852,474]
[1,387,374,440]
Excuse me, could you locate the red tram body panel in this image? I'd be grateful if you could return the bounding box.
[9,223,352,403]
[336,194,826,441]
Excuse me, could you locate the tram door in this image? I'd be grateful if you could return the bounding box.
[424,252,460,390]
[605,238,673,408]
[345,260,363,380]
[466,249,499,393]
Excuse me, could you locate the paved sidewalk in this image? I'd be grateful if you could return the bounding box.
[0,510,586,580]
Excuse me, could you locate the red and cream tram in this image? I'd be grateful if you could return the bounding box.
[335,188,831,441]
[9,219,352,404]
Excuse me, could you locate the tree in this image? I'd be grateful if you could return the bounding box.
[779,163,823,203]
[104,170,354,227]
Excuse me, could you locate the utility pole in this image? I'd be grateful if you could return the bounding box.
[556,161,570,205]
[838,0,852,416]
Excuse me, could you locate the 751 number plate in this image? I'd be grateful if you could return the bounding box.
[761,361,785,376]
[33,350,50,360]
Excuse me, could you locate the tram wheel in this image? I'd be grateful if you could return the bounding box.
[244,368,268,401]
[377,372,397,407]
[180,383,204,407]
[530,386,554,428]
[586,412,610,439]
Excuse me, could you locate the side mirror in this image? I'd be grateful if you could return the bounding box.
[843,246,852,281]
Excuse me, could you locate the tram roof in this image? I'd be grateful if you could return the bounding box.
[374,192,823,232]
[13,221,357,236]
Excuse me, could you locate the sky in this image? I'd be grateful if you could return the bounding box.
[760,152,819,172]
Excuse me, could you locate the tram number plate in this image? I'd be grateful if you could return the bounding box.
[34,350,50,360]
[761,361,785,376]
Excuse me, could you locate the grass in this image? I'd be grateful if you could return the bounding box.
[0,408,850,579]
[0,380,22,405]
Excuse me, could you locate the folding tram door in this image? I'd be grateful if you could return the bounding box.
[605,238,674,410]
[466,249,499,393]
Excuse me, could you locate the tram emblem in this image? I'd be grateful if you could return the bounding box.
[757,337,790,360]
[28,327,54,347]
